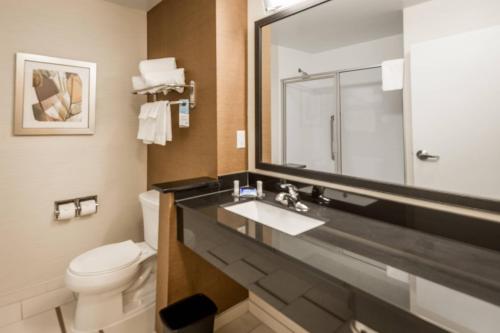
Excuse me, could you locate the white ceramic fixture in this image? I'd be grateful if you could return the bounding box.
[263,0,304,12]
[224,200,324,236]
[65,190,159,332]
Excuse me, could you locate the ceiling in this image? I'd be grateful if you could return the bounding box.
[270,0,430,53]
[104,0,162,11]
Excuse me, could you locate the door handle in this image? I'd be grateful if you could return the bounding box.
[416,150,440,161]
[330,115,335,161]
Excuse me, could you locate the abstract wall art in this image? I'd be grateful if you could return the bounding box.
[14,53,96,135]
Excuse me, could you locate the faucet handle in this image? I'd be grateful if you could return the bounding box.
[279,183,298,194]
[280,183,300,200]
[311,186,331,205]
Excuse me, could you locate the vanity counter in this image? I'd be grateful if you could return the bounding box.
[174,188,500,332]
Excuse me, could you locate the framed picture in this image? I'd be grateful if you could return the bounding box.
[14,53,96,135]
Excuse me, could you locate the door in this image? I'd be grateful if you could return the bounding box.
[339,67,405,184]
[410,25,500,199]
[283,75,338,173]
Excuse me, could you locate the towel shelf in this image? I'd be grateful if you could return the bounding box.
[132,80,196,109]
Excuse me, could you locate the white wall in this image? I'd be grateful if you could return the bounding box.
[403,0,500,49]
[310,34,404,73]
[0,0,147,298]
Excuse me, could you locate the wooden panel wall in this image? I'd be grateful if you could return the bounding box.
[147,0,218,187]
[155,193,248,333]
[148,2,249,331]
[216,0,248,175]
[147,0,248,185]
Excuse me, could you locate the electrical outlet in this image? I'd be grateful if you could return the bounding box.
[236,130,246,149]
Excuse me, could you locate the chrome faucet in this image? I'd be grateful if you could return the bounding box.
[275,183,309,212]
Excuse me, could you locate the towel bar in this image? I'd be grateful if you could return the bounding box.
[132,80,196,109]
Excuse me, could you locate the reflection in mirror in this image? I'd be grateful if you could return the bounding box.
[259,0,500,201]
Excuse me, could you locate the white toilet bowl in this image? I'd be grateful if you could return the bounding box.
[66,241,155,332]
[65,190,160,332]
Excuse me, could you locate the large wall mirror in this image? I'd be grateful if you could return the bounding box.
[255,0,500,212]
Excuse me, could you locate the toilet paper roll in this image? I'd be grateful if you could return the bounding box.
[79,200,97,216]
[57,202,76,220]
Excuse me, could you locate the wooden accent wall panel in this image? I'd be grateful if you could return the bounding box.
[261,25,272,163]
[147,0,218,187]
[216,0,248,175]
[155,193,248,333]
[148,2,249,330]
[147,0,248,186]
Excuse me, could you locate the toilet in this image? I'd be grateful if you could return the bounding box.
[65,190,159,332]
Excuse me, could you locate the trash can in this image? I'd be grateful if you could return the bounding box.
[160,294,218,333]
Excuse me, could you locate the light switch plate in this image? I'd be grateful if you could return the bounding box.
[236,130,246,149]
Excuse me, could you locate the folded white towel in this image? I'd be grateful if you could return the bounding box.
[132,76,148,91]
[382,59,404,91]
[139,58,177,76]
[132,75,169,94]
[137,101,172,145]
[142,68,185,93]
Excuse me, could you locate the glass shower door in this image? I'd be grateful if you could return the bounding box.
[339,67,405,184]
[282,75,338,173]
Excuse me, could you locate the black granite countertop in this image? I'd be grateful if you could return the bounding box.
[152,177,218,194]
[176,188,500,311]
[151,172,500,331]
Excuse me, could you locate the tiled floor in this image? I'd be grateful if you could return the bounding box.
[0,309,61,333]
[0,303,275,333]
[60,302,75,332]
[1,301,81,333]
[215,312,275,333]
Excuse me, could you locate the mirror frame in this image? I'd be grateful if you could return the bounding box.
[254,0,500,213]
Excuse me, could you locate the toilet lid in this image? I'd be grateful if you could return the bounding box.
[69,240,141,276]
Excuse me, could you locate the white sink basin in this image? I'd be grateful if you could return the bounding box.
[223,200,325,236]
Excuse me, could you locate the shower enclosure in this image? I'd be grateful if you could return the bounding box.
[281,66,405,184]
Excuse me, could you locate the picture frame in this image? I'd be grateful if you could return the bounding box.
[14,53,96,135]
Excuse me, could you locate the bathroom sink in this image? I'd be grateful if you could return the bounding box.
[223,200,325,236]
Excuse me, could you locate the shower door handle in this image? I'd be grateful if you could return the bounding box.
[330,115,335,161]
[416,150,440,161]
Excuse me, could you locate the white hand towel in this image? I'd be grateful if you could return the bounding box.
[139,58,177,76]
[142,68,185,93]
[153,101,172,145]
[137,101,172,145]
[132,76,148,91]
[137,102,157,143]
[382,59,404,91]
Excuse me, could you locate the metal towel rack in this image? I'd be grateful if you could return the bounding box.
[132,80,196,109]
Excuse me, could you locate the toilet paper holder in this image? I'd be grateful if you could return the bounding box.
[54,195,99,219]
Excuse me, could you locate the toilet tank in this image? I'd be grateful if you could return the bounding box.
[139,190,160,250]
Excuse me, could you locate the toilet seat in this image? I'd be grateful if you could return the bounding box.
[69,240,141,276]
